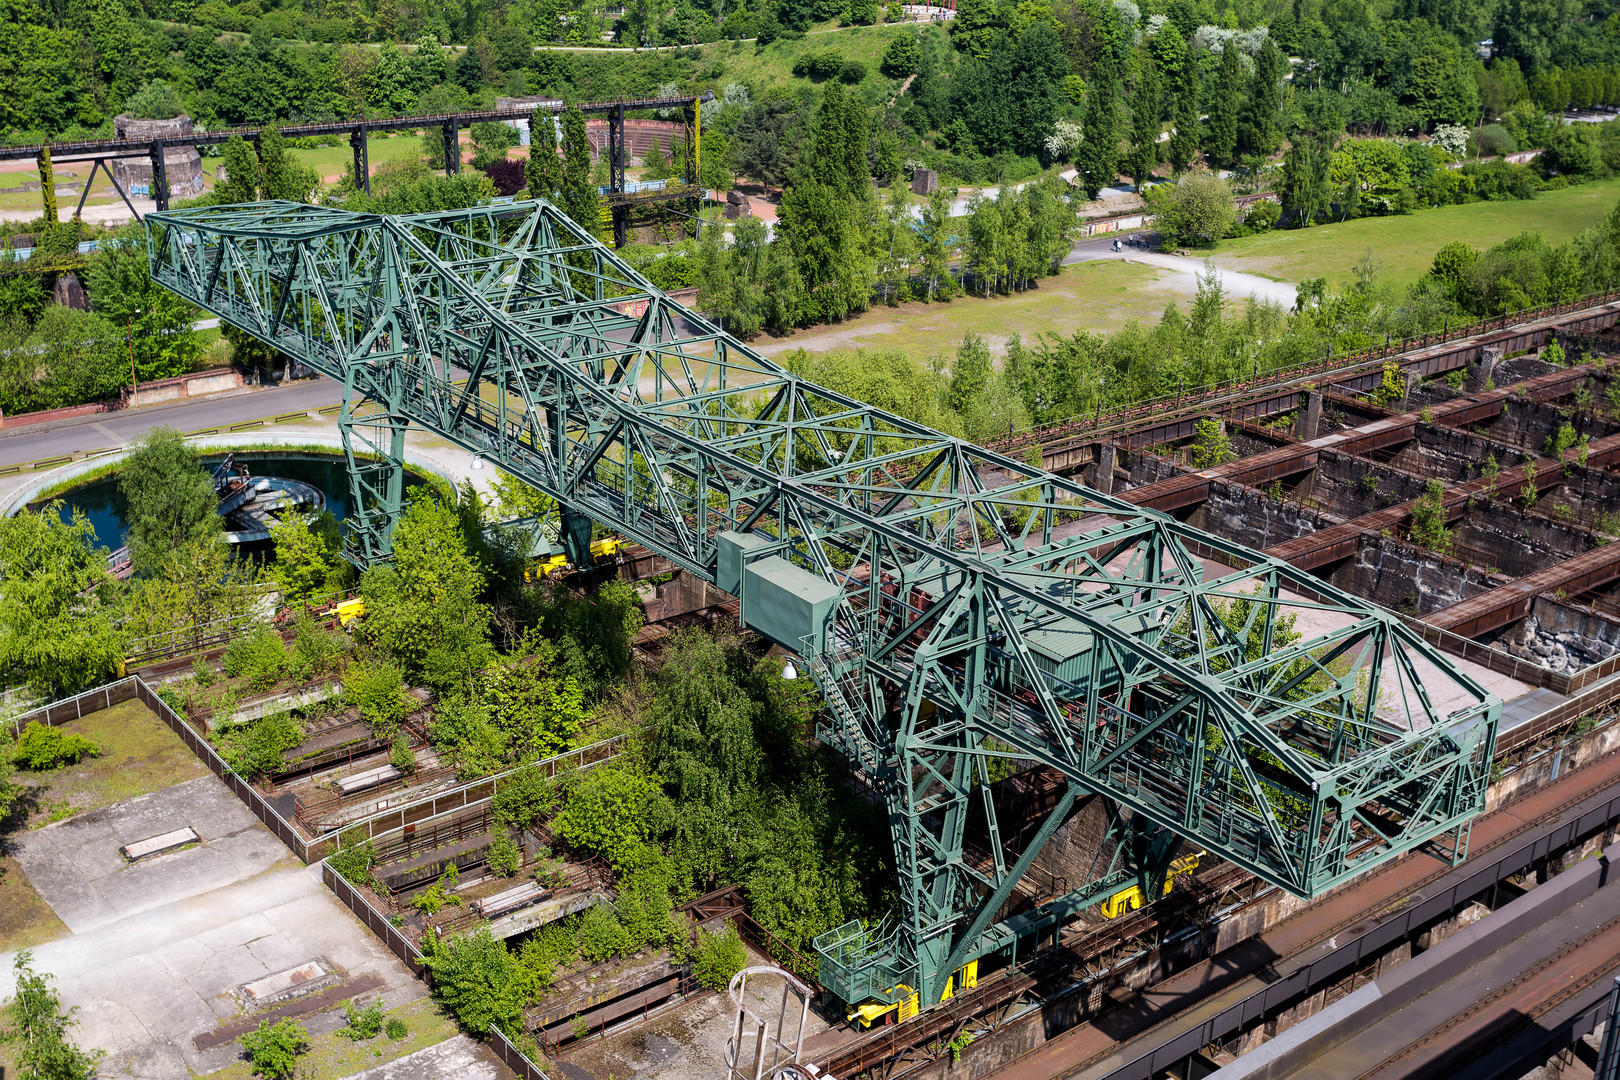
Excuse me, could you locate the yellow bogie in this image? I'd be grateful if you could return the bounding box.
[589,536,622,562]
[1100,885,1145,920]
[1100,851,1205,919]
[845,962,977,1029]
[524,555,570,582]
[335,597,365,627]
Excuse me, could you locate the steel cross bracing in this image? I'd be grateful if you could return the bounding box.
[146,199,1501,1011]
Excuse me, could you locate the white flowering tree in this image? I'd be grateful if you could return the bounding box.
[1432,124,1469,158]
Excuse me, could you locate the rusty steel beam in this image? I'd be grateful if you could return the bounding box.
[1427,543,1620,638]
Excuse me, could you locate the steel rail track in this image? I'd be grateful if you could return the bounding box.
[1350,910,1620,1080]
[825,730,1620,1080]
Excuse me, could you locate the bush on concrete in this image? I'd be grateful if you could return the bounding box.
[240,1018,308,1079]
[691,921,749,991]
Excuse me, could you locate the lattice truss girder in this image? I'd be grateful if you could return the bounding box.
[146,199,1501,1006]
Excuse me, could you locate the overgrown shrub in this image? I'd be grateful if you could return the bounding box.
[412,866,463,914]
[338,998,385,1040]
[575,903,632,962]
[223,625,290,691]
[491,766,557,831]
[191,656,217,687]
[385,1017,408,1040]
[419,927,530,1037]
[346,658,409,734]
[214,712,304,779]
[518,918,579,992]
[11,722,100,770]
[290,614,345,680]
[486,825,521,878]
[791,50,843,80]
[691,921,748,991]
[390,734,416,775]
[328,835,378,888]
[240,1018,308,1079]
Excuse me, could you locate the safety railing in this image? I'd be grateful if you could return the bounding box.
[989,290,1620,457]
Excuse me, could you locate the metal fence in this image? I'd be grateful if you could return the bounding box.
[322,859,555,1079]
[132,679,316,862]
[6,679,139,735]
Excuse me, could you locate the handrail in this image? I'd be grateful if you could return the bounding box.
[989,291,1620,455]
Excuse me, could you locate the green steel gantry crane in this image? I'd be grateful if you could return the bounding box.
[146,199,1501,1016]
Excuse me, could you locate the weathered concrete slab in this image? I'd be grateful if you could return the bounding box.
[238,957,336,1005]
[338,764,401,795]
[336,1035,503,1080]
[0,773,430,1079]
[121,827,199,862]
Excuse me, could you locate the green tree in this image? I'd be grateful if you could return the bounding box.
[0,506,123,697]
[85,222,202,383]
[1280,131,1334,226]
[357,495,494,692]
[1125,52,1161,191]
[216,135,260,204]
[1168,46,1200,173]
[525,109,563,201]
[1240,38,1284,157]
[268,511,346,605]
[256,125,318,202]
[949,332,993,414]
[881,32,921,77]
[558,105,598,231]
[118,427,221,576]
[420,928,532,1037]
[776,82,876,322]
[1206,43,1243,168]
[1148,171,1237,247]
[0,951,103,1080]
[917,183,958,301]
[123,79,183,120]
[964,193,1010,295]
[1075,60,1120,199]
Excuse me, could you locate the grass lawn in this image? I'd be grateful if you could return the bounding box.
[0,855,69,953]
[681,25,923,108]
[1212,177,1620,290]
[201,132,427,186]
[753,259,1189,360]
[204,997,462,1080]
[11,699,210,827]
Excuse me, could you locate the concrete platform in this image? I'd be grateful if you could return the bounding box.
[0,775,429,1080]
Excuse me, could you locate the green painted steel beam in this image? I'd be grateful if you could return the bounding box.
[146,198,1501,1011]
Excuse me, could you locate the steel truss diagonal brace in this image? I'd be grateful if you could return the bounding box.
[144,198,1503,1017]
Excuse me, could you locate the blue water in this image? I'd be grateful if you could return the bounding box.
[46,453,425,551]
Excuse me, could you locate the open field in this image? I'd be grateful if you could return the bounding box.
[1212,178,1620,289]
[11,699,210,827]
[754,260,1188,360]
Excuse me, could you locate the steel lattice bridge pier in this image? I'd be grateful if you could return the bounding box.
[146,199,1501,1016]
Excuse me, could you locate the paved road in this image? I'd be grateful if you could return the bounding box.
[1065,235,1298,307]
[0,377,341,469]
